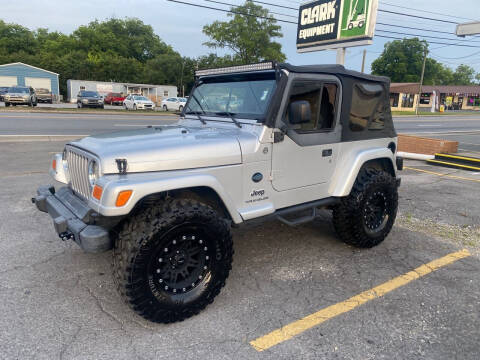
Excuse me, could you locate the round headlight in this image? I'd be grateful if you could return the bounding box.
[88,160,99,187]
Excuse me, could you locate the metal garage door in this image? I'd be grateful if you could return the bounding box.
[25,77,51,91]
[0,76,17,87]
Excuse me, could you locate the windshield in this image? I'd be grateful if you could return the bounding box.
[80,91,99,97]
[185,78,276,119]
[9,87,29,94]
[0,87,9,92]
[179,98,187,102]
[36,88,50,94]
[111,93,122,97]
[134,96,149,101]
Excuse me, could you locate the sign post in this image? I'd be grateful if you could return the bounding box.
[296,0,378,65]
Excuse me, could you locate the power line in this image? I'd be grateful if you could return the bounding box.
[204,0,297,19]
[376,29,480,43]
[430,50,480,60]
[168,0,480,50]
[378,9,458,25]
[376,23,459,36]
[166,0,297,24]
[375,34,480,48]
[381,1,478,22]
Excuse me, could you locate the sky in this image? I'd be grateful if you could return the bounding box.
[2,0,480,74]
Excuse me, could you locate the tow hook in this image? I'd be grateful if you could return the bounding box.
[59,231,74,241]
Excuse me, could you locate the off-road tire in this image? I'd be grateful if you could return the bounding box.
[112,198,233,323]
[332,168,398,248]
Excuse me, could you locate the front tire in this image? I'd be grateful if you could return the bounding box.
[332,168,398,248]
[113,198,233,323]
[179,105,184,112]
[163,105,168,111]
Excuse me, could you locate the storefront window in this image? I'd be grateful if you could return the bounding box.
[401,94,415,108]
[420,93,431,105]
[468,95,480,107]
[389,93,399,108]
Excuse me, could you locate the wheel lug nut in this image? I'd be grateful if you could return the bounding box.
[206,256,209,260]
[183,288,186,292]
[204,266,207,270]
[159,258,163,262]
[192,235,195,240]
[173,289,177,293]
[182,236,186,240]
[159,279,163,283]
[199,275,203,279]
[172,240,176,245]
[204,247,208,251]
[165,286,168,290]
[156,269,160,273]
[199,240,203,244]
[164,248,168,252]
[176,250,180,254]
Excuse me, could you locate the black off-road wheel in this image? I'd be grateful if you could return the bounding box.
[113,198,233,323]
[332,168,398,248]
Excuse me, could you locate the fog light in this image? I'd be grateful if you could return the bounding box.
[92,185,103,200]
[116,190,132,207]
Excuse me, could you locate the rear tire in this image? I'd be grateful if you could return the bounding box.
[5,102,10,107]
[112,198,233,323]
[332,168,398,248]
[163,105,168,111]
[179,105,184,112]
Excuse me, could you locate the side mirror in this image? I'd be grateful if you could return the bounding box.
[289,100,311,125]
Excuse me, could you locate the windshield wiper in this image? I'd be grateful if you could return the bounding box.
[185,110,207,125]
[214,111,242,128]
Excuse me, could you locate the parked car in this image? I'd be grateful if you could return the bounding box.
[77,90,104,109]
[36,88,53,104]
[104,92,125,105]
[0,86,9,101]
[161,97,187,111]
[123,94,155,110]
[4,86,37,107]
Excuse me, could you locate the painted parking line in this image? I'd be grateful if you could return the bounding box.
[404,166,480,183]
[250,249,471,352]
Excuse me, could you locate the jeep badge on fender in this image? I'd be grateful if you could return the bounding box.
[33,61,401,323]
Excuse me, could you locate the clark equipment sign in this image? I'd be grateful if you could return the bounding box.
[297,0,378,52]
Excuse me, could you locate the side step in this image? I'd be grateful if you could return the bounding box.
[426,153,480,171]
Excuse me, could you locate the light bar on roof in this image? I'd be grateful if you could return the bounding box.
[195,61,275,77]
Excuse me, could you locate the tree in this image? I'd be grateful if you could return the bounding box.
[202,1,286,64]
[452,64,476,85]
[476,73,480,85]
[371,38,455,85]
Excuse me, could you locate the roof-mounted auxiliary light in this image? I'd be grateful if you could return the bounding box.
[195,61,275,77]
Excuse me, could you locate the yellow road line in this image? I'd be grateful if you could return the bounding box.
[435,153,480,163]
[250,249,471,352]
[427,159,480,171]
[404,166,480,182]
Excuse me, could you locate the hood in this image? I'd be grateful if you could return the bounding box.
[69,125,242,174]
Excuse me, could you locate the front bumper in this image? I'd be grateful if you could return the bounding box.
[33,185,112,253]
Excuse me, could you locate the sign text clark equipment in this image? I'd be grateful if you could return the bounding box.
[297,0,378,53]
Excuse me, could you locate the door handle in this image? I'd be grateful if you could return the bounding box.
[322,149,332,157]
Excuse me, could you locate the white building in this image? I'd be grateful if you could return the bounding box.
[66,79,177,104]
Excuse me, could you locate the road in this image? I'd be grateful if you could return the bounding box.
[0,111,479,153]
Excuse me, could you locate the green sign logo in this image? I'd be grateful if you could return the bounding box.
[340,0,370,39]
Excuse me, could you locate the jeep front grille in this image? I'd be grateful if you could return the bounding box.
[65,149,91,199]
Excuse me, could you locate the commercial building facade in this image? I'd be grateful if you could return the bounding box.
[390,83,480,112]
[0,62,60,100]
[66,79,177,104]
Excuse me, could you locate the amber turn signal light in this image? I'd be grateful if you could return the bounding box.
[52,159,57,171]
[116,190,132,207]
[92,185,103,200]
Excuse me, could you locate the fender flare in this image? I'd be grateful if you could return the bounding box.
[89,172,243,224]
[329,148,396,197]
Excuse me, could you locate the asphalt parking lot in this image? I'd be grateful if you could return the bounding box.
[0,140,479,359]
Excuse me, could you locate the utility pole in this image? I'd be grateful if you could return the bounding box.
[415,48,428,115]
[361,49,367,73]
[336,48,346,65]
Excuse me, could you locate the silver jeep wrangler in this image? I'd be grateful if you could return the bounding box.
[33,62,403,323]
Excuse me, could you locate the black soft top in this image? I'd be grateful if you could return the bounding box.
[278,63,390,84]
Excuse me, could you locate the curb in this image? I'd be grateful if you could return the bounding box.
[0,135,86,142]
[0,109,180,117]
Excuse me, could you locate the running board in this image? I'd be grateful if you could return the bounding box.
[244,197,340,227]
